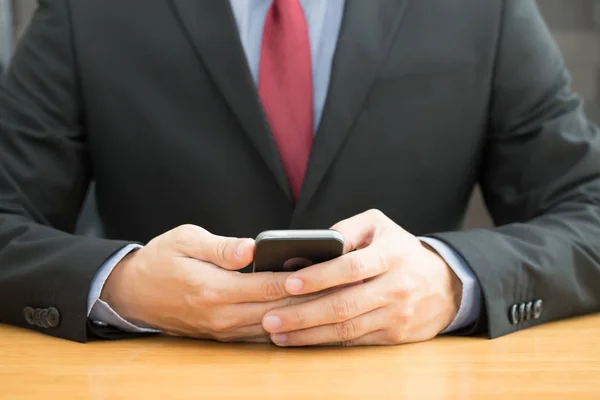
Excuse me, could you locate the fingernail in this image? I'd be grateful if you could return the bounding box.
[262,315,282,332]
[285,278,304,294]
[271,334,288,346]
[235,239,251,258]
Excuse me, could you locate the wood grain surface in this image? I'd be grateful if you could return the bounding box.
[1,315,599,399]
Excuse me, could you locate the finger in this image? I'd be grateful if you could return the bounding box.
[214,270,340,308]
[226,291,330,327]
[165,324,267,341]
[262,282,386,333]
[168,225,255,270]
[330,209,393,253]
[243,336,273,344]
[284,246,388,295]
[322,330,394,347]
[177,324,271,343]
[211,324,271,343]
[269,308,390,347]
[224,271,292,303]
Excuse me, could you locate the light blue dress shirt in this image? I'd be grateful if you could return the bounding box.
[88,0,481,335]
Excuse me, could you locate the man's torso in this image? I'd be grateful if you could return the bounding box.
[70,0,500,243]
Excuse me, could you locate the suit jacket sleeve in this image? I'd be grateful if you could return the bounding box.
[0,0,134,342]
[432,0,600,338]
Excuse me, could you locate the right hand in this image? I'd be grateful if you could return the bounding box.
[101,225,311,343]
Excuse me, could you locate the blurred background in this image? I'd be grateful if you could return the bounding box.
[1,0,599,231]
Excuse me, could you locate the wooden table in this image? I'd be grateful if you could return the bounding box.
[1,315,599,399]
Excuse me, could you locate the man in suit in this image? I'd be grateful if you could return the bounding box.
[1,0,599,346]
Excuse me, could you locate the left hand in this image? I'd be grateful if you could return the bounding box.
[261,209,463,346]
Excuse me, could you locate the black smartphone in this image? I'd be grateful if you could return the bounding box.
[252,229,345,273]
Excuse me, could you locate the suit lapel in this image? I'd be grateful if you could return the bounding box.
[170,0,292,201]
[294,0,410,216]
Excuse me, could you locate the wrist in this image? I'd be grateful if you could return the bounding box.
[447,265,463,316]
[100,250,140,322]
[422,242,463,325]
[440,256,463,328]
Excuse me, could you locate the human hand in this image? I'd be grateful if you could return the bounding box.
[261,210,463,346]
[101,225,317,343]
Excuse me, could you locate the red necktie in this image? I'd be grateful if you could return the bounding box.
[259,0,314,201]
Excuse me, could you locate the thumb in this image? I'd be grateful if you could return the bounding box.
[329,209,393,253]
[206,236,255,270]
[168,225,255,270]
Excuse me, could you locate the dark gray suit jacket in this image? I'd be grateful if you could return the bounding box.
[1,0,600,342]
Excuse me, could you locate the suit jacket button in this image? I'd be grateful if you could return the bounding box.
[47,307,61,328]
[33,308,44,327]
[39,309,51,328]
[23,307,35,325]
[533,299,543,319]
[525,302,533,321]
[509,304,519,325]
[518,303,526,323]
